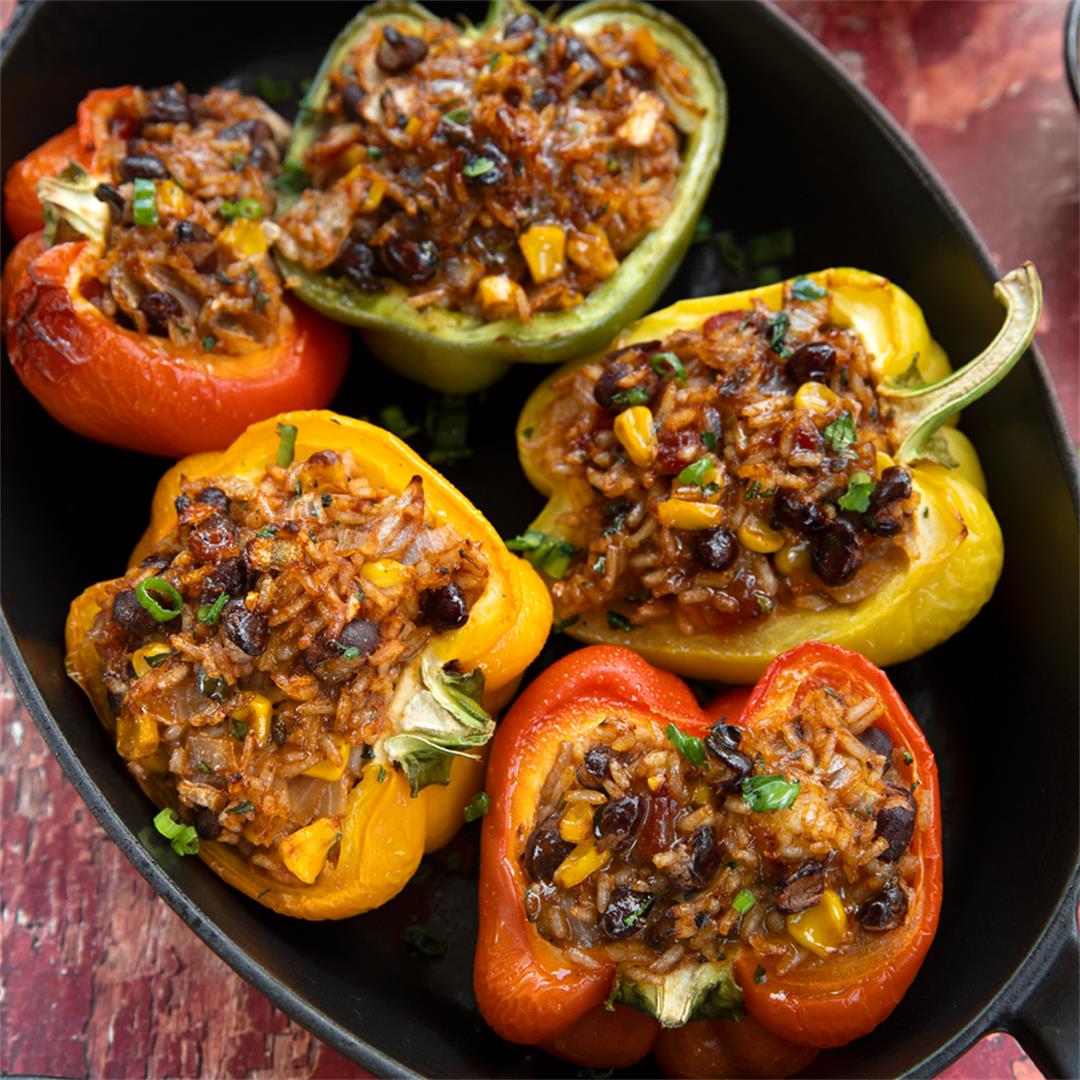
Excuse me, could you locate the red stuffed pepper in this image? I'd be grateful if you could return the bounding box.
[2,84,348,457]
[475,643,942,1075]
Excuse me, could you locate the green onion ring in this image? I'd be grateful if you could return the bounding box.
[135,576,183,621]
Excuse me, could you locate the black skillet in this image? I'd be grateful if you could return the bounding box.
[2,3,1077,1077]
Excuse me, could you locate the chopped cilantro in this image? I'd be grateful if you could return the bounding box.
[606,611,635,632]
[665,722,706,767]
[838,472,876,512]
[791,275,827,301]
[823,411,857,454]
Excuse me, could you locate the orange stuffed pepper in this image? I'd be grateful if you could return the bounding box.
[475,643,942,1074]
[66,410,551,918]
[3,84,348,457]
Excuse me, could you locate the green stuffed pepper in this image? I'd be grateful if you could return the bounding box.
[275,0,727,393]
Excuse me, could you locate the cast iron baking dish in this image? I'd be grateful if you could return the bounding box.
[2,3,1077,1077]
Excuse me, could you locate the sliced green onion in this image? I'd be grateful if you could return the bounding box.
[219,198,263,221]
[132,178,159,228]
[754,965,768,984]
[650,351,687,384]
[742,774,800,812]
[276,422,298,467]
[197,592,230,626]
[611,385,652,407]
[135,577,182,621]
[677,457,714,488]
[340,646,361,660]
[665,722,706,768]
[463,791,491,822]
[733,889,756,914]
[153,807,200,856]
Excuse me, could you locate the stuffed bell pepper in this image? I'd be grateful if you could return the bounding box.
[3,83,349,457]
[274,0,726,393]
[514,264,1042,681]
[474,643,942,1075]
[65,410,551,919]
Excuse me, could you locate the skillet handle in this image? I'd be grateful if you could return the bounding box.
[1006,878,1080,1079]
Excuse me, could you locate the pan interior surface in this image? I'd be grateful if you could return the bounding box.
[1,3,1077,1077]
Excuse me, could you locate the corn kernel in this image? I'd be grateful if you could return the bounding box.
[360,175,386,214]
[567,226,618,280]
[404,116,421,139]
[232,694,273,745]
[519,224,566,284]
[132,642,173,678]
[157,180,192,216]
[554,842,610,889]
[794,382,839,413]
[360,559,412,588]
[647,774,664,792]
[220,218,267,257]
[302,736,352,782]
[738,516,785,554]
[559,801,595,844]
[787,888,848,958]
[117,708,159,761]
[692,783,712,806]
[279,817,341,884]
[613,405,656,467]
[658,499,724,530]
[476,274,526,320]
[875,450,894,474]
[774,540,811,576]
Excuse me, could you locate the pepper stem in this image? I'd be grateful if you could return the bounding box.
[882,263,1042,465]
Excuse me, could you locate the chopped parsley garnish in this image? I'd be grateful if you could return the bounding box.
[754,966,767,984]
[765,312,791,358]
[733,889,756,914]
[463,791,492,822]
[551,615,580,634]
[650,351,687,384]
[606,611,636,633]
[902,749,914,765]
[744,480,776,501]
[462,156,496,179]
[366,146,384,160]
[230,719,249,740]
[197,592,230,626]
[227,801,255,815]
[256,526,276,538]
[701,431,717,451]
[677,457,715,488]
[592,554,607,574]
[271,161,310,194]
[232,152,248,170]
[624,894,655,927]
[201,335,218,352]
[340,646,361,660]
[144,649,175,669]
[377,766,387,783]
[823,411,857,454]
[754,593,773,614]
[665,722,706,768]
[378,404,419,439]
[837,472,876,512]
[487,51,503,69]
[790,275,828,301]
[218,197,263,221]
[153,808,199,856]
[506,529,578,579]
[742,774,800,812]
[611,385,652,407]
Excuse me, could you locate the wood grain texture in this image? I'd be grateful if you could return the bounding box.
[2,2,1073,1076]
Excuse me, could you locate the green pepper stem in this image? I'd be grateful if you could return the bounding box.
[883,263,1042,464]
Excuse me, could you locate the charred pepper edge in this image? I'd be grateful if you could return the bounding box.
[276,0,728,394]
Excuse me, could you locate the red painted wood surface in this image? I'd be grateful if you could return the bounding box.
[2,2,1075,1076]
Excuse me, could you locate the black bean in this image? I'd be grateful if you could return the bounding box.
[504,11,537,37]
[562,34,606,91]
[593,362,631,410]
[194,806,222,841]
[773,489,827,533]
[199,556,248,606]
[271,714,291,746]
[139,291,181,329]
[696,527,737,571]
[419,583,469,630]
[337,238,382,292]
[381,236,439,286]
[187,512,240,565]
[524,815,573,883]
[865,505,903,537]
[870,466,913,509]
[621,64,651,88]
[342,83,365,121]
[599,886,654,939]
[592,361,657,412]
[94,183,125,219]
[858,879,908,931]
[107,689,125,716]
[811,517,862,585]
[112,589,159,637]
[119,153,169,181]
[704,722,753,791]
[337,618,380,658]
[875,784,916,862]
[788,342,836,384]
[775,860,825,914]
[146,85,191,125]
[306,449,340,468]
[221,598,269,656]
[140,552,173,572]
[689,825,722,886]
[376,25,429,73]
[859,726,893,759]
[644,914,676,951]
[593,794,644,851]
[247,144,273,171]
[531,87,555,110]
[218,118,274,145]
[196,667,230,701]
[173,220,217,273]
[577,744,612,789]
[195,486,230,512]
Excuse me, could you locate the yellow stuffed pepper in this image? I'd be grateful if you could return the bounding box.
[514,265,1041,682]
[66,410,551,918]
